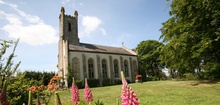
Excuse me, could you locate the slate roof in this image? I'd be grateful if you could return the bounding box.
[69,43,137,56]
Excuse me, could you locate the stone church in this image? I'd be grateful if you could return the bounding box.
[58,7,138,87]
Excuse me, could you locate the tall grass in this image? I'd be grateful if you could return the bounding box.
[48,81,220,105]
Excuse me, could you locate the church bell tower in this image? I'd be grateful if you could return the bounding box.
[58,7,79,87]
[59,7,79,45]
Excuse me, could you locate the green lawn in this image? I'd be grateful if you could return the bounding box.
[48,81,220,105]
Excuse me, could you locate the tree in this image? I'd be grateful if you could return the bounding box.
[160,0,220,78]
[0,39,21,78]
[23,71,55,86]
[136,40,165,80]
[7,72,40,105]
[0,39,32,104]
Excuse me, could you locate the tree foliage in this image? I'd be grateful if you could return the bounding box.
[0,39,21,78]
[23,71,55,85]
[137,40,165,80]
[7,72,40,105]
[160,0,220,78]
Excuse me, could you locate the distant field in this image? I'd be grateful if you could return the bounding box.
[48,81,220,105]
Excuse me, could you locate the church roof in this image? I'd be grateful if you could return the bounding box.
[69,43,137,56]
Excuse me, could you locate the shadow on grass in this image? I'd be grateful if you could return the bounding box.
[190,80,220,86]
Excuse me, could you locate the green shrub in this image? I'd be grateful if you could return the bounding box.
[201,62,220,80]
[147,76,159,81]
[67,75,72,88]
[67,74,82,88]
[126,79,131,83]
[183,73,198,80]
[7,74,39,105]
[102,78,111,86]
[87,79,99,87]
[114,79,122,85]
[75,79,83,88]
[23,71,55,86]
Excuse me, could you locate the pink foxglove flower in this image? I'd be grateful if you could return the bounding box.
[71,77,80,105]
[84,78,93,103]
[121,71,139,105]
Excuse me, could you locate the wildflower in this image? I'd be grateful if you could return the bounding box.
[47,75,60,92]
[121,71,139,105]
[84,78,93,103]
[71,77,80,105]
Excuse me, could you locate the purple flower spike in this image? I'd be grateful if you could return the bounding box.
[121,71,139,105]
[71,77,80,105]
[84,78,93,103]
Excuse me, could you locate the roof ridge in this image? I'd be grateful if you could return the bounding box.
[80,42,122,49]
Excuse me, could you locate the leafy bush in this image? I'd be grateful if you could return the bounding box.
[67,73,73,88]
[7,73,40,105]
[183,73,198,80]
[114,79,122,85]
[87,79,99,87]
[147,76,159,81]
[102,78,111,86]
[76,79,83,88]
[67,74,82,88]
[203,62,220,80]
[23,71,55,85]
[126,79,131,83]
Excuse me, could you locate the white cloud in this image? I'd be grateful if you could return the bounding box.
[3,23,57,46]
[99,28,107,36]
[0,2,58,46]
[0,0,5,4]
[15,9,42,23]
[8,3,17,8]
[82,16,102,34]
[0,11,22,25]
[79,16,107,37]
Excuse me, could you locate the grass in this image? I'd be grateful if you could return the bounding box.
[47,81,220,105]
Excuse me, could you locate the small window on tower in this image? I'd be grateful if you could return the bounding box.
[68,22,71,31]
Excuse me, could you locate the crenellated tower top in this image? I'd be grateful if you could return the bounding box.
[59,7,79,45]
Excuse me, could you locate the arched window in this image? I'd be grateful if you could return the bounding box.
[124,60,129,77]
[72,57,80,79]
[114,59,119,78]
[68,22,71,31]
[88,58,94,78]
[102,59,108,78]
[133,60,137,72]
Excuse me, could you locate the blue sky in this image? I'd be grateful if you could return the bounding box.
[0,0,170,72]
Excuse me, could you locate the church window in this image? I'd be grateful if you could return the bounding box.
[133,60,137,72]
[72,57,80,79]
[114,59,119,78]
[68,22,71,31]
[88,58,94,78]
[124,60,129,77]
[102,59,108,78]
